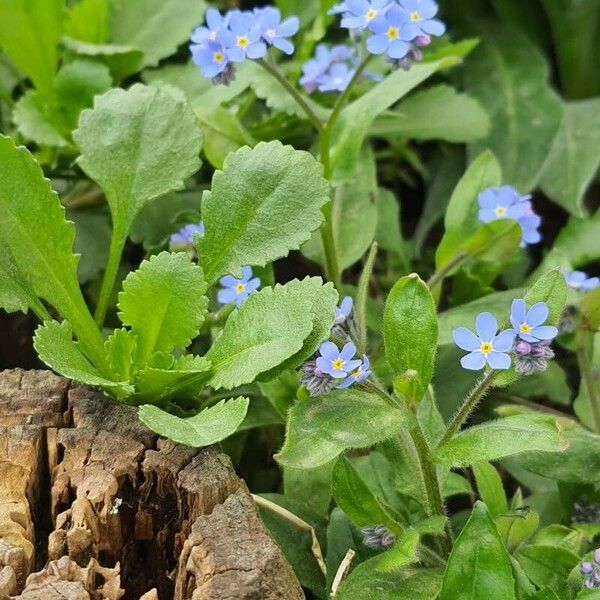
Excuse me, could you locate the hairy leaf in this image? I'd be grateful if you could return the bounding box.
[65,0,110,43]
[472,462,508,518]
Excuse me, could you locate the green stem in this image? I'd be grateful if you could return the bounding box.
[427,252,469,291]
[437,370,497,448]
[94,230,126,327]
[355,242,378,355]
[577,332,600,433]
[258,58,324,132]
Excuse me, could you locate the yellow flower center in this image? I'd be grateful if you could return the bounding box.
[235,283,246,294]
[237,36,249,48]
[387,27,399,40]
[519,323,531,335]
[410,11,421,22]
[480,342,493,355]
[332,358,345,371]
[495,206,507,217]
[366,8,378,20]
[213,51,224,64]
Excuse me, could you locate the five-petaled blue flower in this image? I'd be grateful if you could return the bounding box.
[218,266,261,307]
[510,300,558,343]
[335,296,354,325]
[337,355,371,388]
[367,5,413,59]
[300,44,355,92]
[317,62,356,92]
[563,269,600,292]
[453,312,515,371]
[169,221,205,246]
[191,39,230,79]
[340,0,391,30]
[397,0,445,37]
[218,10,267,62]
[191,8,229,46]
[316,341,362,378]
[255,7,299,55]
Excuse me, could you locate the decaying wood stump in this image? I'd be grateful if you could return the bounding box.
[0,369,303,600]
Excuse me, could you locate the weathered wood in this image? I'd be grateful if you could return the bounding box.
[0,369,303,600]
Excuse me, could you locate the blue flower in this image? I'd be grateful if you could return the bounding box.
[341,0,392,30]
[510,299,558,343]
[317,62,356,92]
[218,10,267,62]
[337,355,371,388]
[300,44,355,92]
[478,186,542,247]
[563,269,600,292]
[367,5,413,59]
[335,296,354,325]
[329,1,349,15]
[397,0,445,38]
[218,266,261,307]
[255,7,299,55]
[316,341,362,379]
[169,221,205,246]
[191,8,229,46]
[191,39,230,79]
[581,549,600,589]
[453,312,515,370]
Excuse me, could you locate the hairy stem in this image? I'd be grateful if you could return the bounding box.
[577,332,600,433]
[437,369,497,448]
[94,230,126,327]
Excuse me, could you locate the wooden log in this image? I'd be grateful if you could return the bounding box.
[0,369,303,600]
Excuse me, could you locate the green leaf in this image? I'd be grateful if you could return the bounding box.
[34,321,132,397]
[199,141,329,284]
[582,288,600,331]
[539,98,600,217]
[371,85,490,143]
[302,145,378,271]
[138,397,248,447]
[383,274,438,403]
[0,0,63,93]
[12,91,68,148]
[331,56,459,181]
[110,0,205,68]
[65,0,110,44]
[434,414,568,467]
[497,507,539,553]
[74,84,202,244]
[105,327,136,381]
[276,388,406,469]
[473,461,508,518]
[465,25,562,191]
[118,251,208,366]
[69,207,111,284]
[284,461,335,517]
[376,187,406,259]
[524,268,567,327]
[332,455,402,534]
[206,278,330,390]
[0,135,107,370]
[440,501,515,600]
[436,150,502,269]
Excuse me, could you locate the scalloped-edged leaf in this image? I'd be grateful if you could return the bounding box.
[118,251,208,366]
[34,321,132,398]
[0,0,63,93]
[105,328,136,381]
[111,0,205,68]
[74,84,202,242]
[206,278,327,390]
[276,389,406,469]
[12,91,68,147]
[434,414,568,468]
[138,397,248,447]
[0,135,107,369]
[65,0,110,44]
[199,141,329,284]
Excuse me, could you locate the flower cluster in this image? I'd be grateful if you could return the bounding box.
[329,0,445,67]
[563,269,600,292]
[361,525,396,548]
[169,221,205,248]
[453,300,558,372]
[572,497,600,525]
[332,295,358,341]
[190,7,299,83]
[301,340,371,396]
[218,266,261,308]
[478,186,542,247]
[581,549,600,589]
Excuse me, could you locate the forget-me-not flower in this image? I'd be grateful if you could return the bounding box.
[510,299,558,343]
[367,5,413,59]
[453,312,515,370]
[255,7,299,55]
[563,269,600,292]
[340,0,391,30]
[335,296,354,326]
[169,221,205,247]
[300,44,355,92]
[581,549,600,589]
[218,266,260,307]
[317,62,356,92]
[191,40,231,79]
[337,355,371,388]
[218,10,267,62]
[397,0,445,37]
[191,8,229,46]
[316,341,362,378]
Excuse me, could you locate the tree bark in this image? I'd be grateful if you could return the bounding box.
[0,369,303,600]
